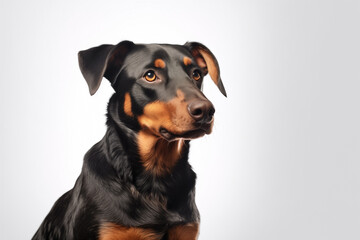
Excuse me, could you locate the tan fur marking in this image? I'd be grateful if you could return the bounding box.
[137,90,191,136]
[99,223,162,240]
[124,92,133,117]
[154,59,166,68]
[183,56,192,66]
[198,49,219,85]
[138,130,184,175]
[168,223,200,240]
[137,90,192,175]
[191,49,207,69]
[177,139,184,154]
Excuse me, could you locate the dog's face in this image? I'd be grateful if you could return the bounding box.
[78,41,226,141]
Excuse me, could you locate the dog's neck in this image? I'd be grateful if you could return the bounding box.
[105,96,189,178]
[137,129,186,176]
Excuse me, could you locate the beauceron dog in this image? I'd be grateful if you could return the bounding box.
[32,41,226,240]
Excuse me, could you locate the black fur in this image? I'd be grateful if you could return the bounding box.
[32,41,226,240]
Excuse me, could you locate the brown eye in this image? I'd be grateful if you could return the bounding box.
[144,70,157,82]
[192,70,201,81]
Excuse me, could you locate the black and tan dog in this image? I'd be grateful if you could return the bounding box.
[32,41,226,240]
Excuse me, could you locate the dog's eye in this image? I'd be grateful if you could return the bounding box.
[144,70,157,82]
[192,70,201,81]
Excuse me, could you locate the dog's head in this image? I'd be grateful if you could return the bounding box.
[78,41,226,141]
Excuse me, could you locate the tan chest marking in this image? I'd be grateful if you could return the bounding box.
[99,223,162,240]
[167,223,199,240]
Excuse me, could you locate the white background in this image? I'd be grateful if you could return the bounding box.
[1,0,360,239]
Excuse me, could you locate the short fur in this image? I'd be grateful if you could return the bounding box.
[32,41,226,240]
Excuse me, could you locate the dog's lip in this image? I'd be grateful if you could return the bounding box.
[159,124,212,141]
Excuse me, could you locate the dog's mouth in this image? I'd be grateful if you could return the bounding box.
[159,123,213,141]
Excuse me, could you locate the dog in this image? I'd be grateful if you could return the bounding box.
[32,41,226,240]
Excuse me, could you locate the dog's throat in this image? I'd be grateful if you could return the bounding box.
[137,130,184,175]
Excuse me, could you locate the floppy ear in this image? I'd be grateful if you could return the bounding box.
[78,40,135,95]
[184,42,227,97]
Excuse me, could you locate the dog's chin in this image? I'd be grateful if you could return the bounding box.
[159,125,212,141]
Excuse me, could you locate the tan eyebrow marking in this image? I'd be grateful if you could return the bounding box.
[183,56,192,66]
[154,59,166,68]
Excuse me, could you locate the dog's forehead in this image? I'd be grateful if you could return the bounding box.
[156,44,191,58]
[126,44,191,65]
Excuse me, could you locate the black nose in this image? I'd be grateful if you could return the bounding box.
[188,100,215,123]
